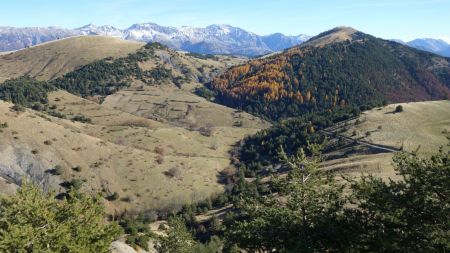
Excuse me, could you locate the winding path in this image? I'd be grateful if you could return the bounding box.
[320,129,401,153]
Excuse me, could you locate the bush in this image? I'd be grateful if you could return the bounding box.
[44,140,52,145]
[395,105,404,113]
[194,86,217,100]
[54,165,64,175]
[120,218,152,251]
[72,166,82,172]
[108,192,120,201]
[71,115,92,123]
[69,179,83,190]
[126,234,150,251]
[158,223,167,231]
[164,167,181,179]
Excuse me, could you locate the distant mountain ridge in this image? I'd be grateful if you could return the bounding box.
[406,38,450,57]
[0,23,310,56]
[1,23,449,57]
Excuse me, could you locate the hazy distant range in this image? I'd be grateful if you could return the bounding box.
[0,23,449,57]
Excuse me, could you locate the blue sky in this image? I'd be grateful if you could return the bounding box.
[1,0,449,41]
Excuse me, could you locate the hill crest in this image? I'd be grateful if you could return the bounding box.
[0,36,144,82]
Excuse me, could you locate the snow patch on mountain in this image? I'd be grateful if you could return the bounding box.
[0,23,310,56]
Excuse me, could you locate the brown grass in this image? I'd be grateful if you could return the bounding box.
[0,36,143,82]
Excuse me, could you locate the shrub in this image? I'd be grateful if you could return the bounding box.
[158,223,167,231]
[69,179,83,190]
[71,115,92,123]
[395,105,404,113]
[108,192,120,201]
[48,110,66,119]
[54,165,64,175]
[164,167,181,179]
[44,140,52,145]
[194,86,217,100]
[126,234,150,251]
[72,166,82,172]
[119,218,151,250]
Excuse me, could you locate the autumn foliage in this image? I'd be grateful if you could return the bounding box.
[208,37,450,120]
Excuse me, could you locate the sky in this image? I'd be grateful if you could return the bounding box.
[1,0,449,42]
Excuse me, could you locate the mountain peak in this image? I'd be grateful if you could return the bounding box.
[302,26,362,47]
[77,24,97,29]
[330,26,358,33]
[406,38,450,57]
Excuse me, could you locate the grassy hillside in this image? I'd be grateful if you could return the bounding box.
[0,90,266,214]
[0,36,144,82]
[334,100,450,154]
[240,100,449,182]
[0,38,266,215]
[208,27,450,120]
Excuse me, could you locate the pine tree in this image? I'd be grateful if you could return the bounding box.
[226,144,354,252]
[348,149,450,252]
[157,216,196,253]
[0,180,122,253]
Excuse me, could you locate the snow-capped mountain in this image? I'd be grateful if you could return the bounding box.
[262,33,310,52]
[406,38,450,57]
[76,24,124,38]
[0,23,310,56]
[0,26,78,51]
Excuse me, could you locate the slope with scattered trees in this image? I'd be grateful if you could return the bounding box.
[208,27,450,120]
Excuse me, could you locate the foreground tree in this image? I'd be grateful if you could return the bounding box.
[349,149,450,252]
[226,143,356,252]
[226,143,450,252]
[0,181,122,253]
